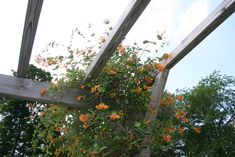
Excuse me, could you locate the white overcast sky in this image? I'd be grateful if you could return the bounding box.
[0,0,234,92]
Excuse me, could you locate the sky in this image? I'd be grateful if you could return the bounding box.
[0,0,234,92]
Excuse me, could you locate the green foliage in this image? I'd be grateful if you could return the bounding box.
[31,21,235,156]
[182,71,235,156]
[32,22,173,156]
[27,64,52,82]
[33,47,155,156]
[0,64,52,156]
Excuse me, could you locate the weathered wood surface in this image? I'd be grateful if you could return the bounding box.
[0,74,88,108]
[83,0,151,83]
[163,0,235,70]
[17,0,44,78]
[141,70,169,157]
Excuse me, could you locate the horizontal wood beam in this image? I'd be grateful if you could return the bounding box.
[17,0,44,78]
[83,0,151,83]
[0,74,89,108]
[164,0,235,70]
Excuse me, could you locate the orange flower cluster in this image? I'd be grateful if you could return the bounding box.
[178,127,185,134]
[89,151,99,157]
[145,64,154,71]
[40,88,48,96]
[79,114,89,123]
[99,36,106,43]
[163,134,172,143]
[138,66,145,73]
[175,110,186,119]
[143,85,151,91]
[105,68,117,76]
[80,85,85,89]
[110,113,120,120]
[54,127,68,133]
[162,53,170,60]
[161,95,175,106]
[133,86,142,94]
[194,127,201,134]
[145,76,153,84]
[48,105,58,112]
[47,59,57,65]
[26,103,33,109]
[48,137,56,144]
[76,96,84,101]
[40,112,46,117]
[117,45,125,54]
[54,148,62,157]
[176,95,184,101]
[95,103,109,110]
[163,127,174,133]
[91,85,100,93]
[153,63,165,72]
[181,117,189,123]
[82,124,90,129]
[175,110,189,123]
[185,104,191,108]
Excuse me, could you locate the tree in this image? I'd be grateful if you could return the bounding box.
[0,65,52,156]
[182,71,235,156]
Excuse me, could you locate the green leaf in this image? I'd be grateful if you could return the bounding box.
[143,40,149,44]
[53,65,59,70]
[157,34,162,40]
[98,86,105,93]
[99,146,108,152]
[134,122,141,128]
[143,40,156,45]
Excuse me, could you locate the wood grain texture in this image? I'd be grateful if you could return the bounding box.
[0,74,89,108]
[164,0,235,70]
[17,0,44,78]
[141,70,169,157]
[82,0,151,83]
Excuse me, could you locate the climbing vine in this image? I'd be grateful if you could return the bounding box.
[33,21,195,156]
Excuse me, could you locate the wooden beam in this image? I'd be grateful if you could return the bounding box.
[17,0,44,78]
[83,0,151,83]
[164,0,235,70]
[141,70,169,157]
[0,74,89,108]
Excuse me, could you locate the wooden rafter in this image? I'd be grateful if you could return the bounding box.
[82,0,151,83]
[0,74,88,108]
[17,0,44,78]
[164,0,235,70]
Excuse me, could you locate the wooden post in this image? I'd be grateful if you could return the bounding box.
[141,70,169,157]
[17,0,44,77]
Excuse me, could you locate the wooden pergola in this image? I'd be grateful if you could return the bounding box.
[0,0,234,156]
